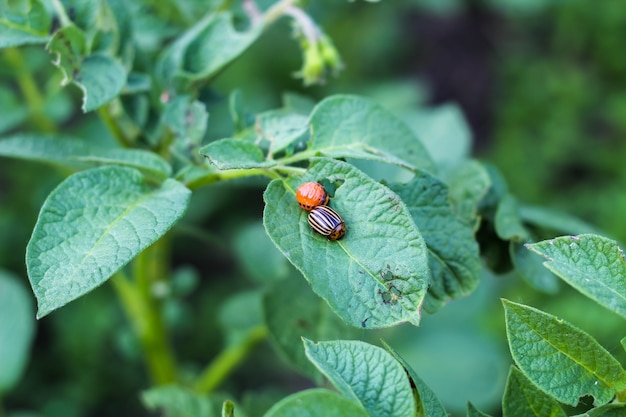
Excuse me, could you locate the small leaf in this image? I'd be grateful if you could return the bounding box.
[0,134,172,180]
[519,205,599,235]
[510,241,559,294]
[156,12,261,90]
[162,95,208,148]
[47,24,88,85]
[309,95,435,173]
[232,222,289,283]
[573,403,626,416]
[257,109,309,156]
[222,400,235,417]
[502,366,567,417]
[526,234,626,319]
[200,138,275,170]
[467,402,494,417]
[495,194,530,242]
[446,160,491,225]
[74,54,126,112]
[0,270,35,392]
[264,389,368,417]
[503,299,626,406]
[142,385,218,417]
[263,158,430,328]
[382,341,447,417]
[390,171,481,313]
[263,276,358,380]
[403,103,471,170]
[304,339,415,417]
[27,166,191,318]
[0,0,52,47]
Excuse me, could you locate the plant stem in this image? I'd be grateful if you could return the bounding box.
[49,0,72,27]
[3,48,56,133]
[111,238,178,385]
[193,325,268,394]
[262,0,300,28]
[97,105,134,148]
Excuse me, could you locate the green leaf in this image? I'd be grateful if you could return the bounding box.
[142,385,218,417]
[0,134,172,180]
[0,270,35,393]
[467,402,494,417]
[519,205,599,235]
[0,0,51,47]
[74,54,126,112]
[445,160,491,226]
[526,234,626,319]
[200,138,275,170]
[263,158,430,328]
[495,194,530,242]
[502,366,567,417]
[264,389,368,417]
[309,95,435,174]
[510,241,559,294]
[572,403,626,416]
[390,171,481,313]
[233,222,289,283]
[162,95,209,148]
[156,12,261,90]
[257,109,309,156]
[382,341,448,417]
[403,103,471,170]
[47,24,88,85]
[304,339,415,417]
[263,276,358,380]
[26,166,191,318]
[503,299,626,406]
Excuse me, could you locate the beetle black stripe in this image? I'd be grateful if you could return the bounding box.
[308,206,343,236]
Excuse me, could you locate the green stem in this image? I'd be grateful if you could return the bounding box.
[193,325,268,394]
[97,105,133,148]
[111,238,178,385]
[262,0,300,28]
[3,48,56,133]
[49,0,72,27]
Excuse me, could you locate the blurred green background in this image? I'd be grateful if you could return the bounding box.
[1,0,625,416]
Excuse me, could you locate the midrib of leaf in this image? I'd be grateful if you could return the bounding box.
[544,261,626,305]
[0,18,48,36]
[337,240,384,287]
[65,190,156,282]
[519,312,617,390]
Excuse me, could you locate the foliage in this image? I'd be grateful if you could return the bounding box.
[1,1,625,417]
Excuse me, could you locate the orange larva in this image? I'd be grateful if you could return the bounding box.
[296,182,330,211]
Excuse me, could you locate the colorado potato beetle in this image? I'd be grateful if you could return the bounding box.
[296,182,330,211]
[307,205,346,241]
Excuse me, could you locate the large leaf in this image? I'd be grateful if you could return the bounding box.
[156,12,261,91]
[263,158,430,328]
[200,138,275,170]
[382,341,447,417]
[263,276,358,380]
[0,270,35,393]
[502,366,567,417]
[309,95,435,174]
[27,166,191,318]
[503,299,626,406]
[0,0,51,47]
[304,339,415,417]
[74,54,126,112]
[264,389,368,417]
[526,234,626,319]
[390,170,481,313]
[0,134,172,180]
